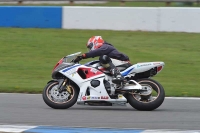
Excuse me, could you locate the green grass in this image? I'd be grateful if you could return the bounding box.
[0,28,199,97]
[0,2,200,7]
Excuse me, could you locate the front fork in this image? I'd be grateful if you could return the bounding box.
[47,79,68,93]
[57,79,68,93]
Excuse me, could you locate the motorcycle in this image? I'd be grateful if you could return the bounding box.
[42,52,165,111]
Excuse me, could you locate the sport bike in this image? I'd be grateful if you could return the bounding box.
[42,52,165,111]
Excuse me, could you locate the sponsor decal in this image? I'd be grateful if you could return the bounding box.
[122,68,134,76]
[65,67,77,75]
[62,65,80,75]
[90,68,98,74]
[137,63,151,68]
[71,72,76,77]
[90,96,99,99]
[101,96,109,99]
[87,96,90,100]
[82,96,86,101]
[153,62,161,65]
[121,61,128,63]
[118,95,123,99]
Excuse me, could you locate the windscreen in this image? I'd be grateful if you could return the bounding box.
[63,52,82,63]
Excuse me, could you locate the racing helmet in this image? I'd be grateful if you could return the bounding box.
[86,36,104,51]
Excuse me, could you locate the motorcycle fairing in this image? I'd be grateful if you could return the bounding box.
[84,59,165,77]
[60,64,105,85]
[77,67,103,79]
[76,76,128,104]
[59,64,128,103]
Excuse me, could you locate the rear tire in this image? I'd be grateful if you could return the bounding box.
[42,81,79,109]
[127,78,165,111]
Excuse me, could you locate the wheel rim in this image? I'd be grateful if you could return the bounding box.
[132,80,160,103]
[46,82,75,104]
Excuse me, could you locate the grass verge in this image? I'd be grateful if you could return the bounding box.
[0,28,199,97]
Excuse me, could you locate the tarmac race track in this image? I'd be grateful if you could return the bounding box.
[0,93,200,131]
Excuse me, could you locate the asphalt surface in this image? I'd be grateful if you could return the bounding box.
[0,93,200,130]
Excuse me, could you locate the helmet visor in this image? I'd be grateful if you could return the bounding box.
[87,42,93,51]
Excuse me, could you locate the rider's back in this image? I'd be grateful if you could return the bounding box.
[86,42,130,61]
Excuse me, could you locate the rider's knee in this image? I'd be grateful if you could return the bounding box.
[99,55,111,64]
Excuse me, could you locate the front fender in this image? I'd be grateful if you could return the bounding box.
[47,79,59,84]
[47,79,65,89]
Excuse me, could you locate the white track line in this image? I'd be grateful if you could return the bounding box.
[0,125,37,133]
[0,125,200,133]
[166,97,200,100]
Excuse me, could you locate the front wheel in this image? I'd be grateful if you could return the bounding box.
[42,81,79,109]
[127,78,165,111]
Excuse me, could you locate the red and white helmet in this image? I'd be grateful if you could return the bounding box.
[86,36,104,51]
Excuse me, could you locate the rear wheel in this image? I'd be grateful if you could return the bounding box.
[127,78,165,111]
[42,81,79,109]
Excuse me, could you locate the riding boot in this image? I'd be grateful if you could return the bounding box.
[99,55,124,85]
[110,67,124,85]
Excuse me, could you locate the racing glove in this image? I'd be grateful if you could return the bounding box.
[73,54,87,63]
[74,55,83,63]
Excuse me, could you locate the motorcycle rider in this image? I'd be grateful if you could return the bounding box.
[74,36,130,85]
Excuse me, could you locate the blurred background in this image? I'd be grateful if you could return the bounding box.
[0,0,199,97]
[0,0,200,7]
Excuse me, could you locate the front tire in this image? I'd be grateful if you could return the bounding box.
[42,81,79,109]
[127,78,165,111]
